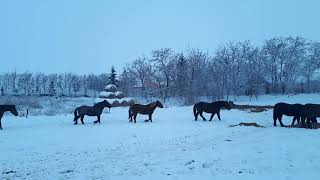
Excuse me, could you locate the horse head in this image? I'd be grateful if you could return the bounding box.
[10,105,19,116]
[156,101,164,108]
[224,101,232,110]
[102,100,112,108]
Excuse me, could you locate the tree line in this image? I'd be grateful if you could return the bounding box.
[119,36,320,103]
[1,36,319,103]
[0,72,109,97]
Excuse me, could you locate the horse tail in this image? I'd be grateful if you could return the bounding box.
[128,107,132,120]
[193,103,198,120]
[273,106,277,126]
[74,108,79,119]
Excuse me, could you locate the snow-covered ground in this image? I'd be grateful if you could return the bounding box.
[1,99,320,179]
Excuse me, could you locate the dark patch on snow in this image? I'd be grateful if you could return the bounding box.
[2,170,16,174]
[185,160,195,166]
[59,169,74,174]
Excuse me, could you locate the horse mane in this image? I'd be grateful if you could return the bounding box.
[148,101,158,108]
[0,104,15,109]
[94,101,105,107]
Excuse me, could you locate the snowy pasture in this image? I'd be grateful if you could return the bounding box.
[1,98,320,179]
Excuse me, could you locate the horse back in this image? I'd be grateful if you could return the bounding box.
[130,104,153,114]
[274,102,304,116]
[195,102,221,113]
[77,105,101,116]
[304,104,320,117]
[0,105,15,112]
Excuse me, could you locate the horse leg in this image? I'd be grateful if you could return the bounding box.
[278,115,285,127]
[94,115,100,124]
[133,113,137,123]
[217,111,221,120]
[194,107,199,121]
[129,112,133,122]
[301,115,307,127]
[195,112,199,121]
[306,117,313,128]
[0,117,2,130]
[200,111,206,121]
[74,116,79,125]
[291,116,297,126]
[98,115,101,123]
[149,114,152,122]
[209,113,215,121]
[80,116,84,124]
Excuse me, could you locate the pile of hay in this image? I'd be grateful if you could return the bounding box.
[98,84,135,107]
[100,85,125,99]
[229,122,265,128]
[232,104,273,113]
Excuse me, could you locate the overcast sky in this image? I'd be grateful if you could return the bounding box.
[1,0,320,74]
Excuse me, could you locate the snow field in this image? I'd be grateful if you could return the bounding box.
[1,105,320,179]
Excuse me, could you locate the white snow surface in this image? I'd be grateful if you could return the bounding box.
[1,104,320,179]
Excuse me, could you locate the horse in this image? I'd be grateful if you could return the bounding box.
[300,103,320,127]
[128,101,164,123]
[193,101,232,121]
[73,100,111,125]
[0,105,19,130]
[273,103,307,127]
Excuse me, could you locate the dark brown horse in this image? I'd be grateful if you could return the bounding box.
[74,100,111,125]
[273,103,305,127]
[193,101,232,121]
[300,103,320,127]
[128,101,164,123]
[0,105,19,130]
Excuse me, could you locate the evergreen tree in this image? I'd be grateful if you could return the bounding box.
[108,66,118,85]
[176,53,188,97]
[48,80,56,96]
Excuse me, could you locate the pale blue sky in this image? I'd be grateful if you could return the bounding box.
[0,0,319,74]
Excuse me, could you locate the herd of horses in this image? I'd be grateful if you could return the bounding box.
[273,103,320,127]
[0,100,319,130]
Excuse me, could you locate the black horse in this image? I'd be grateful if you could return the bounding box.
[300,103,320,127]
[73,100,111,125]
[273,103,306,127]
[128,101,164,123]
[193,101,232,121]
[0,105,19,130]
